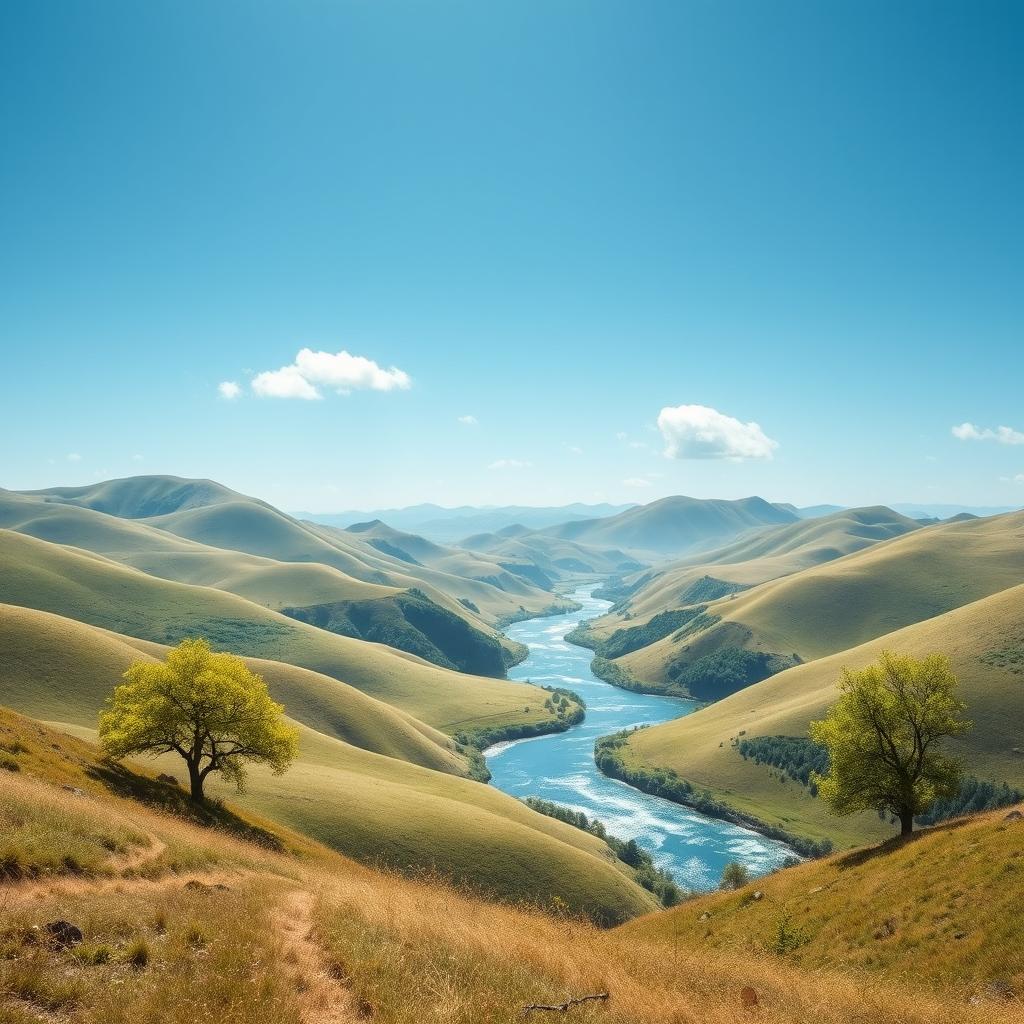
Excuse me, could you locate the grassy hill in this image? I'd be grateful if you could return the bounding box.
[0,708,1016,1022]
[0,628,655,922]
[457,528,643,577]
[622,805,1024,996]
[12,477,563,629]
[592,506,922,635]
[540,495,799,558]
[0,529,560,738]
[617,583,1024,850]
[615,509,1024,693]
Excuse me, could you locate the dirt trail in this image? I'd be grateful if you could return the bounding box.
[275,889,359,1024]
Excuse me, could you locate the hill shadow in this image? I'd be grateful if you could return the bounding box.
[836,816,974,870]
[86,759,286,852]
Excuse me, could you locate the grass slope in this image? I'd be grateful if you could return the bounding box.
[620,583,1024,849]
[619,508,1024,689]
[622,806,1024,996]
[594,506,922,635]
[0,529,561,737]
[0,709,1016,1022]
[0,641,654,922]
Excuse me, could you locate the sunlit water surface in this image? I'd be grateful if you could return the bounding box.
[486,585,793,889]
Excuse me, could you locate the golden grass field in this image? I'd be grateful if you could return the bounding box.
[2,707,1021,1024]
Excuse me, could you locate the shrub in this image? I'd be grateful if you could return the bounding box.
[720,861,750,890]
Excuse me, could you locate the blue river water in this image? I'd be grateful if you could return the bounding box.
[486,584,794,890]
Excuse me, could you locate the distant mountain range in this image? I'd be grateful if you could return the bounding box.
[294,502,638,541]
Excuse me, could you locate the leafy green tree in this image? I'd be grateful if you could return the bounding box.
[720,861,750,890]
[810,651,970,837]
[100,639,298,803]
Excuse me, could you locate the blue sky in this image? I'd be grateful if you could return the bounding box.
[1,1,1022,511]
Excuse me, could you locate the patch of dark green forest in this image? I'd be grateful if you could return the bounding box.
[521,796,682,907]
[666,647,800,701]
[737,734,1023,825]
[282,589,508,677]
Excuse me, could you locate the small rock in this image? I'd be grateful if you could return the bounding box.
[1004,809,1023,821]
[807,886,824,895]
[986,980,1015,1001]
[699,911,711,921]
[61,785,84,796]
[740,986,758,1009]
[954,931,967,940]
[44,920,83,949]
[156,773,179,786]
[752,890,763,901]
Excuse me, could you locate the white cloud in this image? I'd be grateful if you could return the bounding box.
[66,452,82,462]
[131,454,144,462]
[952,422,1024,445]
[252,365,322,400]
[1001,473,1024,484]
[657,404,778,461]
[252,348,411,400]
[218,380,241,400]
[457,415,478,426]
[623,477,651,487]
[487,458,532,471]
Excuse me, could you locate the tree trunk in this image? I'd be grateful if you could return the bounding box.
[898,807,914,837]
[187,760,205,803]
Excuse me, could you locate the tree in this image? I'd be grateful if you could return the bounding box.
[720,861,750,890]
[100,639,299,803]
[809,651,970,837]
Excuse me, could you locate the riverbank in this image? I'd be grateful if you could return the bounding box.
[594,727,832,859]
[486,584,796,889]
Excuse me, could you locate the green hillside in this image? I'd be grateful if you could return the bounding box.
[0,529,563,739]
[592,506,922,636]
[616,509,1024,692]
[618,583,1024,849]
[0,619,655,922]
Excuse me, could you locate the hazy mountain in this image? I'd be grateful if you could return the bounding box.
[294,502,637,541]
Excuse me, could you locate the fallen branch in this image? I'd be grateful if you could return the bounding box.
[523,992,609,1014]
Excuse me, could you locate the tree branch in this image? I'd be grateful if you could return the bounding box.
[523,993,609,1015]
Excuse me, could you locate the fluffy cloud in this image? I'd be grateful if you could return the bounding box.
[952,422,1024,445]
[622,477,651,487]
[252,348,411,400]
[488,458,532,471]
[218,380,241,400]
[458,414,478,426]
[657,404,778,461]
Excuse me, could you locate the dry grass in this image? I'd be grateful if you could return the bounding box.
[2,749,1022,1023]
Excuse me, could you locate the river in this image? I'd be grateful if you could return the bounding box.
[486,584,794,890]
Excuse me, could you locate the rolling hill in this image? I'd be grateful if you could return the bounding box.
[583,506,922,649]
[539,495,799,558]
[1,706,1017,1022]
[616,582,1024,850]
[612,508,1024,695]
[0,529,563,738]
[0,615,656,921]
[0,483,555,670]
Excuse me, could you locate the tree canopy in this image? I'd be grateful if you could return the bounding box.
[99,638,299,803]
[810,651,970,836]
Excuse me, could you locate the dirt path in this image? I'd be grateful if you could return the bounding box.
[275,889,359,1024]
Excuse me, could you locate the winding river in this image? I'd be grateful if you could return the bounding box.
[486,584,793,890]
